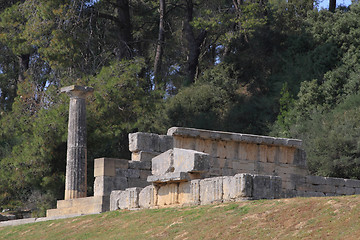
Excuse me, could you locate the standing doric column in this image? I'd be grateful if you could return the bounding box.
[61,85,94,200]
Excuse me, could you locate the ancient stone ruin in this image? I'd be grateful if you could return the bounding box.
[61,85,94,200]
[46,85,360,217]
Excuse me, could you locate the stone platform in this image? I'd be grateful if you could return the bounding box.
[46,196,109,217]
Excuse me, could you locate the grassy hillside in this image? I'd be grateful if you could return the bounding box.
[1,195,360,239]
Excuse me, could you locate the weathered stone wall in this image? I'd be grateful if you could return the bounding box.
[167,127,307,194]
[129,127,308,194]
[129,132,173,161]
[93,158,151,196]
[290,175,360,198]
[101,128,360,211]
[93,133,173,197]
[110,173,282,210]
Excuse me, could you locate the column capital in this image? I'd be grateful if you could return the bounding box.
[61,85,94,98]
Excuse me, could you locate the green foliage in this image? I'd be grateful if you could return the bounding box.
[87,58,162,160]
[297,95,360,179]
[162,83,227,131]
[271,83,295,137]
[0,83,67,209]
[272,4,360,178]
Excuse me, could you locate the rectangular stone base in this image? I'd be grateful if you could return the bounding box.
[46,196,110,217]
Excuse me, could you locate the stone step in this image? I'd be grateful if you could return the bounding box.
[56,196,107,209]
[47,196,109,218]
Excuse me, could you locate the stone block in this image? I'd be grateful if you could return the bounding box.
[123,169,140,178]
[129,132,160,153]
[216,140,227,159]
[344,179,360,188]
[306,175,327,185]
[218,158,226,168]
[128,160,152,170]
[281,189,297,198]
[252,175,281,199]
[222,168,236,176]
[355,188,360,194]
[293,149,307,167]
[147,172,190,183]
[224,159,233,169]
[140,170,151,180]
[115,169,127,178]
[238,143,248,161]
[278,146,288,164]
[202,139,214,155]
[151,148,210,176]
[173,148,210,173]
[178,180,201,205]
[336,186,355,195]
[256,162,276,175]
[266,146,277,163]
[259,145,267,163]
[283,174,306,190]
[325,192,337,197]
[209,157,220,168]
[114,159,130,169]
[222,176,234,201]
[94,158,115,177]
[294,190,306,197]
[94,176,118,196]
[110,190,122,211]
[238,174,254,197]
[167,127,302,148]
[246,144,258,162]
[310,184,336,193]
[302,191,325,197]
[139,185,156,209]
[281,180,296,191]
[271,176,282,198]
[286,147,296,164]
[295,183,312,192]
[110,187,143,210]
[210,141,218,158]
[177,182,191,205]
[49,196,110,217]
[151,149,173,175]
[127,178,150,188]
[290,174,306,186]
[209,168,222,176]
[157,183,179,206]
[114,176,128,190]
[172,136,183,149]
[226,141,238,159]
[223,174,253,201]
[179,137,196,150]
[232,161,255,172]
[200,177,223,205]
[131,151,159,162]
[159,135,174,152]
[325,177,346,187]
[194,138,207,153]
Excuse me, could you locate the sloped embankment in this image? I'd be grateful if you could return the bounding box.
[1,195,360,239]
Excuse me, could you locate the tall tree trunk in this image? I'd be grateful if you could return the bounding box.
[329,0,336,12]
[183,0,206,84]
[116,0,133,59]
[153,0,166,89]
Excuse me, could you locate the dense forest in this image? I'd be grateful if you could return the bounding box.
[1,0,360,216]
